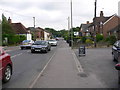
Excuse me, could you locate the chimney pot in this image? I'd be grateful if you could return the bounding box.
[100,11,104,17]
[86,21,89,24]
[8,17,12,24]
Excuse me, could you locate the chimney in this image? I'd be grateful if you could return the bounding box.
[86,21,89,24]
[100,11,104,17]
[8,17,12,24]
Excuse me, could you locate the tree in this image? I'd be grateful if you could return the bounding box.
[2,14,15,35]
[45,28,57,38]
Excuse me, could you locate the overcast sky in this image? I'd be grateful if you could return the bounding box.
[0,0,120,30]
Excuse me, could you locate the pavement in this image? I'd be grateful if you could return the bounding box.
[31,40,107,88]
[3,45,20,52]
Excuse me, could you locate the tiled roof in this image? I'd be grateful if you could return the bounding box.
[11,23,27,34]
[80,23,92,32]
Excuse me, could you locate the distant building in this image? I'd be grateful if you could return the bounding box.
[80,21,92,36]
[103,14,120,39]
[86,11,120,40]
[93,11,111,35]
[28,27,51,41]
[8,17,31,40]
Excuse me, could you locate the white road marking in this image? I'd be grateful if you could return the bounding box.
[29,51,56,88]
[72,51,84,73]
[11,53,23,58]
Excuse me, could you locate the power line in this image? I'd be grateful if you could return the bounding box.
[0,9,33,18]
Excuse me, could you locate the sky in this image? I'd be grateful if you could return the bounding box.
[0,0,120,30]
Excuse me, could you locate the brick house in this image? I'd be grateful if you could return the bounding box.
[28,27,51,41]
[87,11,120,40]
[93,11,111,35]
[80,21,92,36]
[8,17,28,35]
[103,14,120,40]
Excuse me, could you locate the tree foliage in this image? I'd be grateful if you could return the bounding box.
[2,14,15,35]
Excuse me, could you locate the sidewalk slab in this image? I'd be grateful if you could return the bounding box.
[33,41,107,88]
[3,46,19,52]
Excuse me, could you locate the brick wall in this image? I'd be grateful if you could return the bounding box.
[103,15,119,38]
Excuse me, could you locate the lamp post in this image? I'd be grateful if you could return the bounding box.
[67,17,70,42]
[94,0,97,47]
[70,0,73,49]
[33,17,36,40]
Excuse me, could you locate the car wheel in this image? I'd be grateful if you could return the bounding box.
[45,49,48,53]
[21,47,24,50]
[112,53,118,62]
[3,65,12,83]
[48,48,51,51]
[31,50,35,53]
[118,72,120,85]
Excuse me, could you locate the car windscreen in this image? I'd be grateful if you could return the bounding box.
[23,40,31,43]
[118,42,120,47]
[33,41,47,45]
[48,40,56,42]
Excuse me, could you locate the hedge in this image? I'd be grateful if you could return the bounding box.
[2,34,26,46]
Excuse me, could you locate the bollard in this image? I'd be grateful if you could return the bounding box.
[79,46,86,56]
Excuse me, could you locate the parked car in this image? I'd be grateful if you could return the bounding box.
[31,40,51,53]
[20,40,34,50]
[112,40,120,62]
[115,62,120,84]
[47,39,58,46]
[0,47,13,83]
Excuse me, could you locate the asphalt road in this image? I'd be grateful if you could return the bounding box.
[2,41,120,88]
[2,43,58,88]
[75,47,119,88]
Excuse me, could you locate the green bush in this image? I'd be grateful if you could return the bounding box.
[2,34,26,46]
[96,34,104,42]
[85,39,93,44]
[105,35,117,45]
[81,36,86,43]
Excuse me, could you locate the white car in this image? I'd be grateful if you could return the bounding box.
[48,39,58,46]
[20,40,34,49]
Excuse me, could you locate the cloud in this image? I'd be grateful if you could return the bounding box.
[0,0,120,30]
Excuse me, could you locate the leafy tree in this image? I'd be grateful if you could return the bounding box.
[2,14,15,35]
[45,28,58,38]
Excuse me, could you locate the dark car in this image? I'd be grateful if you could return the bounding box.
[31,41,51,53]
[112,40,120,62]
[0,47,13,83]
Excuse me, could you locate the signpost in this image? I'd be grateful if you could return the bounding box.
[79,46,86,56]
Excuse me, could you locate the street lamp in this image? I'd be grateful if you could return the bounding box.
[70,0,73,49]
[94,0,97,47]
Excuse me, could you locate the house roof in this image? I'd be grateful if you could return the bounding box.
[11,23,27,34]
[80,23,92,32]
[93,16,111,26]
[103,14,120,25]
[27,27,36,31]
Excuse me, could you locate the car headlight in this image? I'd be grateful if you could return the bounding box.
[31,47,35,49]
[42,47,46,50]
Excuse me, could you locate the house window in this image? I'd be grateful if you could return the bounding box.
[114,31,116,34]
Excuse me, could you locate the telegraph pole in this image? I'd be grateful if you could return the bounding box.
[70,0,73,48]
[33,17,36,40]
[33,17,35,28]
[68,17,70,30]
[67,17,70,44]
[94,0,97,47]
